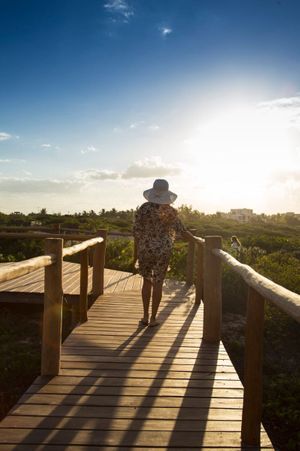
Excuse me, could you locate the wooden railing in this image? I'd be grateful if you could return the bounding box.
[0,231,107,376]
[1,229,299,446]
[189,235,300,447]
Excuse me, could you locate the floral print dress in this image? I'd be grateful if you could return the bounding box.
[133,202,186,283]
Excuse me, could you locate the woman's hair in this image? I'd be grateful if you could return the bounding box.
[231,235,241,245]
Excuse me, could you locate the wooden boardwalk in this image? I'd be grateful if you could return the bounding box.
[0,263,142,303]
[0,277,273,449]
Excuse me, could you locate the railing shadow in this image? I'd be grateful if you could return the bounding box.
[7,283,196,448]
[166,342,222,448]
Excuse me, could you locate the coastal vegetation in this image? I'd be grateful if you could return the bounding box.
[0,207,299,450]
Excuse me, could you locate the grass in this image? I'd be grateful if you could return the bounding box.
[0,304,42,419]
[222,306,300,451]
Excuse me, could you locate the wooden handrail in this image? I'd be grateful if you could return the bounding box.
[212,248,300,324]
[193,236,205,244]
[0,226,56,232]
[2,226,297,445]
[191,236,299,447]
[0,231,133,241]
[62,237,103,258]
[0,232,100,241]
[203,236,222,342]
[0,254,55,283]
[0,232,107,377]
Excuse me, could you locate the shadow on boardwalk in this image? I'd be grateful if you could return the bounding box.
[0,283,255,449]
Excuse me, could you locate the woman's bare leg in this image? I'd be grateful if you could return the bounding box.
[149,280,163,325]
[141,278,152,323]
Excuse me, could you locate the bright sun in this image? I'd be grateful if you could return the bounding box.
[183,103,297,212]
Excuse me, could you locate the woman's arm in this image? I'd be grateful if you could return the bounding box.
[181,229,195,242]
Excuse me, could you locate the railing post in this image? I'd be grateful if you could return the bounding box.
[195,242,204,305]
[92,229,107,297]
[203,236,222,342]
[242,287,265,446]
[79,248,89,323]
[41,238,63,376]
[186,240,195,285]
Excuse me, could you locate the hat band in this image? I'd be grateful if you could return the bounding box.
[154,190,165,197]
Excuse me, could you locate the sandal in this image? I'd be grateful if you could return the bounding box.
[148,319,160,327]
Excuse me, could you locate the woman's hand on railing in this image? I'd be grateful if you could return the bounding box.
[182,230,196,242]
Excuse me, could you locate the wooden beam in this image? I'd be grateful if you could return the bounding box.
[186,240,195,286]
[92,230,107,297]
[63,237,103,258]
[79,249,89,323]
[41,238,63,376]
[213,248,300,324]
[203,236,222,343]
[0,255,55,284]
[241,287,265,446]
[195,242,204,305]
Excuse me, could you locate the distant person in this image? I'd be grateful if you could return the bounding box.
[231,235,241,256]
[133,179,193,327]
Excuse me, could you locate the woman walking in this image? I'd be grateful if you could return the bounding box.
[133,179,192,327]
[230,235,241,257]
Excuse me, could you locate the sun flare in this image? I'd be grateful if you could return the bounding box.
[183,102,299,212]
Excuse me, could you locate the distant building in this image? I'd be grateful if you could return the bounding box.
[285,212,300,217]
[228,209,254,223]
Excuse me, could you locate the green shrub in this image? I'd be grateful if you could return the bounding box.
[168,242,188,281]
[105,238,134,272]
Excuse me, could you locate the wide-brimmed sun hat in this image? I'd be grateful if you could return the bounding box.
[143,179,177,205]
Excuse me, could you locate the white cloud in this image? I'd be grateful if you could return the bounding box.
[41,143,52,148]
[81,145,98,155]
[148,124,160,131]
[259,96,300,109]
[76,169,119,180]
[104,0,134,21]
[270,170,300,184]
[0,132,12,141]
[160,27,172,37]
[122,157,181,179]
[129,121,144,129]
[266,170,300,212]
[74,157,182,182]
[0,177,80,194]
[0,158,26,163]
[258,95,300,129]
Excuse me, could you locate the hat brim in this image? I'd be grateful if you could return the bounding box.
[143,188,177,205]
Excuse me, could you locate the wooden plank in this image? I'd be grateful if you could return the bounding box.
[0,446,274,451]
[61,348,228,358]
[33,375,243,388]
[0,265,142,297]
[0,429,272,447]
[8,403,244,420]
[0,447,274,451]
[0,280,273,449]
[18,393,244,408]
[0,416,244,432]
[59,368,241,380]
[25,384,243,398]
[59,355,233,366]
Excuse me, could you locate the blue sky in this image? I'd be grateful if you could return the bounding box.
[1,0,300,213]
